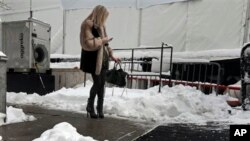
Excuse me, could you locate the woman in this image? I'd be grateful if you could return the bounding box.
[80,5,120,119]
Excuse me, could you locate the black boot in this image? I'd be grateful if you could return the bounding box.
[86,98,98,118]
[97,98,104,118]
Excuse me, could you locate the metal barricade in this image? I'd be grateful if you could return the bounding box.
[170,62,221,94]
[112,43,173,92]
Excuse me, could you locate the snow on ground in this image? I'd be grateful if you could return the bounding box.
[6,81,250,125]
[6,106,36,124]
[0,106,36,126]
[50,62,80,69]
[0,51,6,57]
[33,122,96,141]
[51,54,80,59]
[112,48,241,61]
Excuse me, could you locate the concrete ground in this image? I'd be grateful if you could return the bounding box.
[136,123,229,141]
[0,105,153,141]
[0,105,230,141]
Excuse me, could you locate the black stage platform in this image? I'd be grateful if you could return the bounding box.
[7,71,55,95]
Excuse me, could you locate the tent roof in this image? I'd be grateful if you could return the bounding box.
[61,0,189,9]
[0,0,189,14]
[0,0,61,14]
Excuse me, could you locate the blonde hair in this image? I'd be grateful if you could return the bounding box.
[86,5,109,27]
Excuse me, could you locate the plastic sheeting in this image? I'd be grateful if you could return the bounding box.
[64,7,139,54]
[137,0,190,8]
[140,0,248,51]
[0,0,60,14]
[60,0,189,10]
[185,0,247,51]
[60,0,136,10]
[1,0,250,55]
[140,2,188,51]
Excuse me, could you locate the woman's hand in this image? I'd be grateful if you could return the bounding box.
[102,37,113,44]
[111,56,121,63]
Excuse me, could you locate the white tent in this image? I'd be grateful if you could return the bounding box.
[0,0,250,57]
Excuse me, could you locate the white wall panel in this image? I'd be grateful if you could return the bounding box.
[64,7,139,54]
[61,0,136,10]
[138,0,189,8]
[64,8,92,55]
[1,0,250,55]
[185,0,247,51]
[34,8,63,53]
[140,2,188,51]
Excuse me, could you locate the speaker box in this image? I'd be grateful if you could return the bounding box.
[2,18,51,73]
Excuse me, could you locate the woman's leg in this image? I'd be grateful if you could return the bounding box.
[96,69,107,118]
[86,73,99,118]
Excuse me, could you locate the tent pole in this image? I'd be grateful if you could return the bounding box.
[243,0,250,44]
[29,0,32,18]
[138,8,142,47]
[137,0,142,47]
[62,9,66,54]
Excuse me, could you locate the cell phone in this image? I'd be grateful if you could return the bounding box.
[108,37,113,42]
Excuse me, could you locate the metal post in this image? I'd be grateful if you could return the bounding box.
[169,46,173,86]
[204,64,208,83]
[29,0,33,19]
[186,64,190,85]
[215,63,221,95]
[131,49,134,73]
[191,64,195,86]
[209,64,214,93]
[181,64,184,83]
[198,64,202,90]
[130,49,134,88]
[159,43,164,93]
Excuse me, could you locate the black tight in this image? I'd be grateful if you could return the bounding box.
[89,69,106,101]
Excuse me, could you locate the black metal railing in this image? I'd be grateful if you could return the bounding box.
[112,43,173,92]
[170,62,222,94]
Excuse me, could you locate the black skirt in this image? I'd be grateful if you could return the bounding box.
[80,49,97,73]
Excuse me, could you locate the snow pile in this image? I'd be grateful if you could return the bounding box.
[7,81,250,124]
[0,113,5,125]
[6,106,36,124]
[33,122,96,141]
[105,85,232,123]
[0,106,36,126]
[0,51,6,57]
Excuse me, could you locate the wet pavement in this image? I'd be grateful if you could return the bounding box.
[0,105,230,141]
[0,105,152,141]
[135,123,229,141]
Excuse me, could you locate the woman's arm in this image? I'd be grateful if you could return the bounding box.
[107,46,120,63]
[80,21,103,51]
